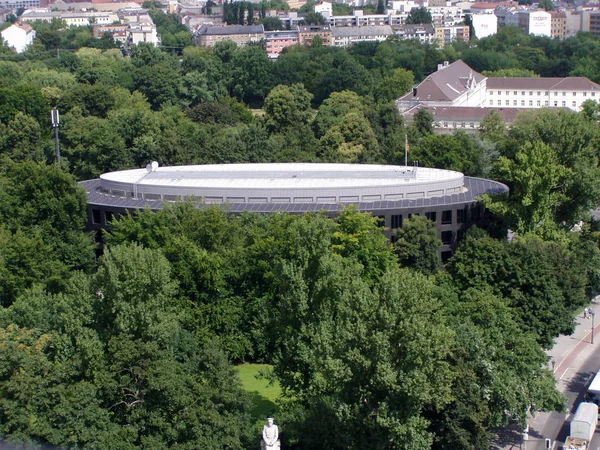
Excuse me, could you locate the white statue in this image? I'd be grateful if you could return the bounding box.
[261,418,280,450]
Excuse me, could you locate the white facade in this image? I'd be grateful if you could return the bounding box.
[332,25,394,46]
[21,9,118,26]
[389,0,422,13]
[314,1,333,17]
[129,22,159,45]
[1,22,35,53]
[525,10,551,37]
[471,13,497,38]
[486,82,599,111]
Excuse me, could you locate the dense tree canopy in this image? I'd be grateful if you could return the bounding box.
[2,17,600,450]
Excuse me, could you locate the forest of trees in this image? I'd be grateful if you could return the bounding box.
[2,17,600,449]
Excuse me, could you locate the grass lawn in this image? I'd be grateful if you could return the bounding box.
[237,363,282,420]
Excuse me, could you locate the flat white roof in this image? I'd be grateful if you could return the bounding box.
[100,163,462,190]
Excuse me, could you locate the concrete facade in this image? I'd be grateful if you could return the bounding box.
[1,21,35,53]
[82,163,508,259]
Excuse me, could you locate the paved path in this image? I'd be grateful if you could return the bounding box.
[494,300,600,450]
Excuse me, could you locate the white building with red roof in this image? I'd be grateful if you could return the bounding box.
[397,59,600,116]
[1,21,35,53]
[396,60,488,112]
[486,77,600,110]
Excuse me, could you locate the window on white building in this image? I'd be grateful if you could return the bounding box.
[489,100,493,105]
[529,91,533,95]
[584,92,587,97]
[573,92,576,96]
[573,101,576,107]
[521,91,526,95]
[514,91,518,95]
[562,92,566,96]
[554,101,558,106]
[529,100,533,106]
[537,101,540,106]
[593,92,596,97]
[506,100,509,105]
[513,100,517,105]
[545,101,548,106]
[506,91,509,95]
[497,91,501,95]
[537,91,541,96]
[490,91,493,95]
[521,100,525,106]
[470,122,474,128]
[554,92,558,96]
[562,101,566,106]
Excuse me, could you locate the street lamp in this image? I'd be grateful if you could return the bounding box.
[590,309,596,344]
[51,108,60,164]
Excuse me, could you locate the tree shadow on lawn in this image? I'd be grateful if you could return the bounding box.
[249,390,278,419]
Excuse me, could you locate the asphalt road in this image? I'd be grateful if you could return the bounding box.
[527,336,600,449]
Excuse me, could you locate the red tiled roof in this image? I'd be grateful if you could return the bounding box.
[398,60,486,103]
[15,21,33,32]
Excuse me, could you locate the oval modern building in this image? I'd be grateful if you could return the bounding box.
[81,163,508,261]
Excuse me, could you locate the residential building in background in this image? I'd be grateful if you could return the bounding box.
[297,24,332,46]
[0,0,38,10]
[265,29,298,58]
[550,10,567,39]
[93,23,129,42]
[392,23,436,43]
[195,24,265,47]
[332,24,393,46]
[470,13,498,38]
[1,20,35,52]
[20,9,118,25]
[435,23,469,45]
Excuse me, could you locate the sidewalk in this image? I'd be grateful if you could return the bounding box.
[494,300,600,450]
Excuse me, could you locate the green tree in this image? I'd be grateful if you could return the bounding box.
[411,108,434,137]
[320,111,380,162]
[260,16,284,30]
[373,67,414,104]
[230,45,274,104]
[479,109,507,144]
[0,112,45,161]
[539,0,554,10]
[302,12,326,25]
[484,141,568,237]
[499,110,600,231]
[263,83,314,132]
[273,260,454,449]
[313,90,373,137]
[394,215,441,275]
[405,7,433,24]
[482,68,539,77]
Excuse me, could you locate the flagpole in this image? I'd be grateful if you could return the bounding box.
[405,134,409,167]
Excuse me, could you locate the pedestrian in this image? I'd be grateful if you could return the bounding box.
[550,356,555,371]
[585,307,589,319]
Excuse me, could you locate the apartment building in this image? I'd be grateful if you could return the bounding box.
[196,24,265,47]
[332,24,394,47]
[265,29,298,58]
[297,24,332,46]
